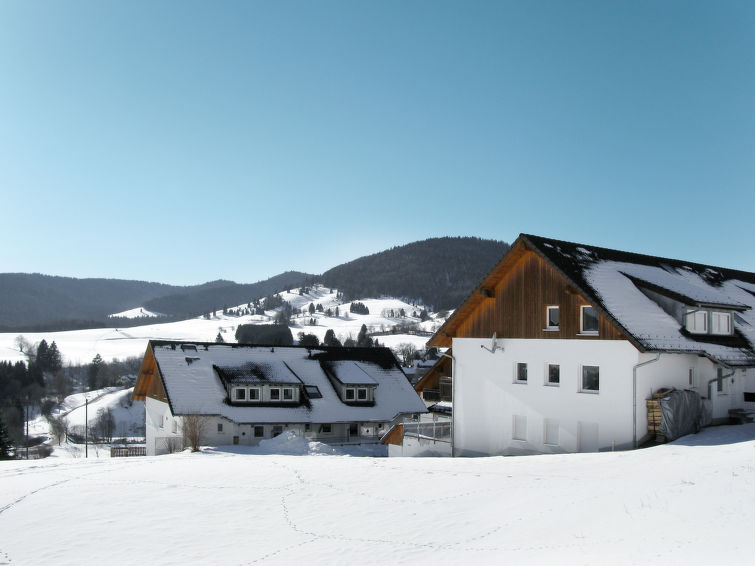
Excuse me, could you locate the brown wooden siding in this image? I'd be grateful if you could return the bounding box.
[453,250,626,342]
[132,346,169,403]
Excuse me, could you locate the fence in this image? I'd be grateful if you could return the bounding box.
[401,421,451,442]
[110,446,147,457]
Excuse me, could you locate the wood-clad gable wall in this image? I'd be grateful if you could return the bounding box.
[132,346,169,403]
[453,250,626,341]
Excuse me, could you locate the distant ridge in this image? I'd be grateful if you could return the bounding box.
[321,237,510,310]
[0,237,509,331]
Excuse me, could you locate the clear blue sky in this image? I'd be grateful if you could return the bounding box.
[1,1,753,285]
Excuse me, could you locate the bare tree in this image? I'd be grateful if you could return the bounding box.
[49,415,68,446]
[394,343,418,367]
[181,414,208,452]
[161,436,183,454]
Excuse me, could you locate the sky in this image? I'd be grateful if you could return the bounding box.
[1,1,753,285]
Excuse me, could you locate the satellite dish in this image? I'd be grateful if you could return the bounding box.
[480,332,502,353]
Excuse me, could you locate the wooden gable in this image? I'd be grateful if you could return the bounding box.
[132,344,169,404]
[429,237,629,348]
[414,353,452,394]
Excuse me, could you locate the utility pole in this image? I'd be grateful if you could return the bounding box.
[25,403,29,460]
[85,397,88,458]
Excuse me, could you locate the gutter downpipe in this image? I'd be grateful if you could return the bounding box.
[438,350,455,457]
[633,353,661,449]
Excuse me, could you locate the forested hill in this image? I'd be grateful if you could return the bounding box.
[0,274,180,330]
[0,271,312,331]
[142,271,312,318]
[321,237,510,310]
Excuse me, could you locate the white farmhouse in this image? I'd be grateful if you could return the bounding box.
[424,234,755,456]
[132,340,426,455]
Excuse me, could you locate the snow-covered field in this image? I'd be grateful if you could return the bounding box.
[1,423,754,565]
[0,287,441,366]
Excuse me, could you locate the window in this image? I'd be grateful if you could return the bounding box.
[512,415,527,441]
[546,306,559,330]
[249,388,260,400]
[234,388,246,401]
[217,422,224,433]
[544,419,559,446]
[272,425,283,437]
[304,423,311,432]
[685,310,708,334]
[349,423,358,436]
[547,364,560,385]
[254,425,264,437]
[711,312,731,335]
[171,420,177,433]
[744,392,755,403]
[716,368,724,393]
[320,424,332,433]
[688,368,695,387]
[304,385,322,399]
[283,388,293,400]
[345,388,355,400]
[515,363,528,383]
[580,306,599,333]
[357,388,367,400]
[270,388,280,400]
[581,365,599,392]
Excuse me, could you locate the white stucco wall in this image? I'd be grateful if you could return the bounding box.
[451,337,750,456]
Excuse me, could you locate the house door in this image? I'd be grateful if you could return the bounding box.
[578,422,599,453]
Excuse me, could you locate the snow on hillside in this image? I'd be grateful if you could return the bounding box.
[1,423,755,565]
[0,286,444,365]
[108,307,165,319]
[27,387,145,449]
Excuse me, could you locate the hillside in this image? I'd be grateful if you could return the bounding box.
[0,237,508,331]
[321,237,510,310]
[0,274,181,330]
[0,272,313,332]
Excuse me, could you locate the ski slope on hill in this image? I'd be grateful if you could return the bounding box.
[1,423,754,565]
[0,286,445,365]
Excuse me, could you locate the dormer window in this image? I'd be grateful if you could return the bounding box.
[357,388,367,400]
[234,388,246,401]
[685,308,733,336]
[345,388,355,400]
[580,306,599,334]
[269,388,280,400]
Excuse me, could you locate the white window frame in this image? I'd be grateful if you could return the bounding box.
[685,309,708,334]
[269,387,281,401]
[345,387,355,401]
[543,419,559,446]
[514,362,528,384]
[234,387,246,401]
[711,311,731,335]
[249,388,260,401]
[546,363,560,386]
[580,305,599,335]
[217,422,224,433]
[580,365,600,393]
[357,387,368,401]
[512,415,527,441]
[253,425,264,438]
[283,387,294,401]
[545,305,560,330]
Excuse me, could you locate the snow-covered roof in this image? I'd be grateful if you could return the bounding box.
[149,341,427,423]
[525,235,755,367]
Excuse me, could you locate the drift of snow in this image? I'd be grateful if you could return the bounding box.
[1,423,754,565]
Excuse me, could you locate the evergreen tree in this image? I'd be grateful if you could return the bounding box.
[0,410,12,460]
[297,333,319,348]
[308,303,315,315]
[88,354,104,390]
[323,329,341,347]
[356,324,373,348]
[215,332,225,343]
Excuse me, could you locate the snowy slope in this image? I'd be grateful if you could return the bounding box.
[0,286,444,365]
[1,423,754,565]
[108,307,165,319]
